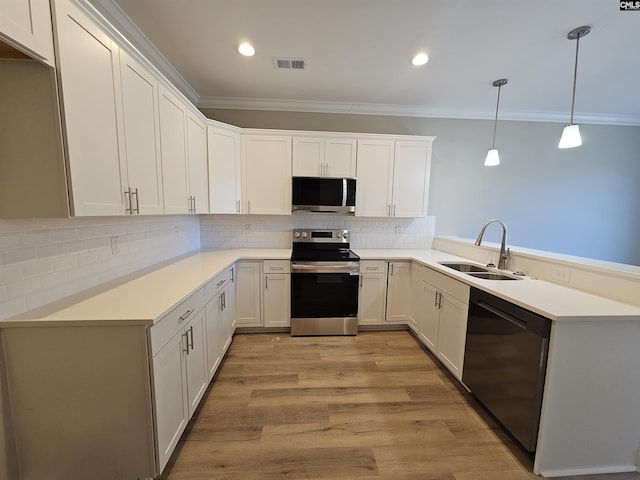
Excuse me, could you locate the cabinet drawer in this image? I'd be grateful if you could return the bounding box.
[204,267,232,298]
[360,260,387,275]
[150,288,206,354]
[425,268,470,304]
[263,260,290,274]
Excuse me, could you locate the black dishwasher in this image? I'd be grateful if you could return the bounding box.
[463,288,551,453]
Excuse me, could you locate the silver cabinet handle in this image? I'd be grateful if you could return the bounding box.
[217,279,226,288]
[132,188,140,214]
[247,200,251,214]
[125,188,132,214]
[393,204,396,217]
[188,325,194,353]
[230,267,234,283]
[236,200,240,213]
[265,276,268,290]
[434,291,439,308]
[179,309,194,323]
[222,291,226,310]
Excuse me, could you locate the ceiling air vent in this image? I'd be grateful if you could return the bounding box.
[274,57,306,70]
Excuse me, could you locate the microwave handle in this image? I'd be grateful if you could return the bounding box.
[342,178,347,207]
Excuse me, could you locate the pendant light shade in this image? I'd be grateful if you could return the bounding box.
[485,79,507,166]
[558,26,590,149]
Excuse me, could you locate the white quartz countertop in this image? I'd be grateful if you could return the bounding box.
[354,248,640,321]
[2,247,639,328]
[1,249,290,327]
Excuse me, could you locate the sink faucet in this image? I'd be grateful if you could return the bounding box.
[474,219,508,270]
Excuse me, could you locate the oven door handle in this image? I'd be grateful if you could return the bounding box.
[291,263,360,274]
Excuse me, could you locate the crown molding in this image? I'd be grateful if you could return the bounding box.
[86,0,199,105]
[198,96,640,126]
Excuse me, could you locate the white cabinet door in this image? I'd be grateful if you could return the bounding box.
[325,138,357,177]
[385,261,412,323]
[355,139,394,217]
[184,309,208,417]
[159,85,189,214]
[392,140,432,217]
[292,136,324,176]
[242,135,292,215]
[263,273,290,327]
[205,294,222,380]
[186,111,209,213]
[0,0,54,64]
[152,330,188,473]
[292,136,357,178]
[436,293,469,380]
[358,274,387,326]
[418,280,440,352]
[235,261,262,327]
[119,50,164,215]
[53,0,127,216]
[208,125,241,214]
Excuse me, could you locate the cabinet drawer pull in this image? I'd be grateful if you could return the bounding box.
[179,309,194,322]
[182,331,189,353]
[217,279,226,288]
[236,200,240,213]
[222,291,226,311]
[125,188,132,214]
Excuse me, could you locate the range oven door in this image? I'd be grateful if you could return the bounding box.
[290,261,359,335]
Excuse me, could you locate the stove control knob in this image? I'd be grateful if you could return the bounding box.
[343,231,349,240]
[301,232,308,238]
[336,232,342,238]
[294,231,300,238]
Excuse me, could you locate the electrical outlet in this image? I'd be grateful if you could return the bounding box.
[110,236,119,255]
[550,268,571,283]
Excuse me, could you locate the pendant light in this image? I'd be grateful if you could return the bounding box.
[558,26,590,149]
[485,79,507,166]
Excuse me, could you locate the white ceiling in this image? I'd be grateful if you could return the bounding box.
[92,0,640,125]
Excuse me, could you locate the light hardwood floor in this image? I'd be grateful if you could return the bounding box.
[159,331,639,480]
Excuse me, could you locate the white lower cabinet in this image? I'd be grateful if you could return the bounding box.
[358,261,388,325]
[235,260,262,327]
[205,265,235,380]
[263,260,290,328]
[385,261,412,323]
[151,297,207,473]
[415,265,470,380]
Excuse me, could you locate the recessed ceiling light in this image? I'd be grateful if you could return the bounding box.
[237,42,255,57]
[411,52,429,66]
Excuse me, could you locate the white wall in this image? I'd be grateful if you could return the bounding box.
[200,214,435,249]
[201,109,640,266]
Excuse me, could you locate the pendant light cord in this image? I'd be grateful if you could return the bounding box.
[491,84,502,149]
[569,33,581,125]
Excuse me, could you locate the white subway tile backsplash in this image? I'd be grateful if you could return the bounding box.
[0,216,201,321]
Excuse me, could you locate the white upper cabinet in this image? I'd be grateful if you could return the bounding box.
[293,136,357,178]
[158,84,189,215]
[355,139,394,217]
[392,140,432,217]
[208,124,241,214]
[356,137,433,218]
[119,50,164,215]
[186,110,209,213]
[242,134,292,215]
[53,0,128,216]
[0,0,55,65]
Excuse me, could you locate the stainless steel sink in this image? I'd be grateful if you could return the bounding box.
[437,262,491,273]
[467,272,521,281]
[438,262,522,281]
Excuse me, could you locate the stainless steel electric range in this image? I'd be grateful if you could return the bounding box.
[290,229,360,336]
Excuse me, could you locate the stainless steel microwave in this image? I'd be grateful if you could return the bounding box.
[292,177,356,214]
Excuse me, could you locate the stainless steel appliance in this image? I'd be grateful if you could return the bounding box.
[463,288,551,453]
[292,177,356,214]
[290,229,360,335]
